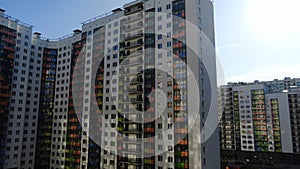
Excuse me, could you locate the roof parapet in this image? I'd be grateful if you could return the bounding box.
[0,11,33,28]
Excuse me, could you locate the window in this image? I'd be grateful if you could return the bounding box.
[158,34,162,40]
[157,7,162,12]
[114,22,118,27]
[113,45,118,51]
[158,145,162,150]
[110,141,115,146]
[167,41,172,47]
[166,4,171,10]
[167,92,172,98]
[158,16,162,21]
[167,23,171,28]
[158,44,162,49]
[167,13,171,18]
[168,157,173,162]
[168,102,172,108]
[167,32,171,38]
[158,82,162,88]
[158,25,162,30]
[158,155,163,161]
[158,53,162,59]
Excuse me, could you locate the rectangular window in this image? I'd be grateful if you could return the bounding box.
[167,41,172,47]
[167,22,171,28]
[158,16,162,21]
[158,53,162,58]
[158,25,162,30]
[166,4,171,10]
[157,7,162,12]
[158,34,162,40]
[113,45,118,51]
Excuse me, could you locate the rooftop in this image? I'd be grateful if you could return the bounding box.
[0,10,33,28]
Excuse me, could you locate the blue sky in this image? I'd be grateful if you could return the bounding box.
[1,0,300,83]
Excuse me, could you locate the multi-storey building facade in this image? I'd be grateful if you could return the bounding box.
[0,9,44,169]
[219,78,300,154]
[0,9,16,168]
[1,0,219,168]
[264,77,300,93]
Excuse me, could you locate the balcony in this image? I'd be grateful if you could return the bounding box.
[123,77,143,84]
[119,157,142,164]
[121,106,143,113]
[124,2,143,15]
[125,22,143,32]
[125,32,143,40]
[126,49,143,57]
[122,58,143,67]
[128,87,143,94]
[123,128,142,134]
[122,67,143,75]
[125,41,143,49]
[125,13,143,23]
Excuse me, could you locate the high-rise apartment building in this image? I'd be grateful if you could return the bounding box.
[0,0,219,168]
[0,9,44,169]
[219,78,300,154]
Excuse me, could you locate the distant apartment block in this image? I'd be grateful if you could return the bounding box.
[219,77,300,154]
[0,0,219,169]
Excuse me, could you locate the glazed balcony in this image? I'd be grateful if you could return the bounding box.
[125,13,143,23]
[125,40,143,49]
[123,77,143,84]
[122,58,143,67]
[125,32,143,40]
[125,22,143,32]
